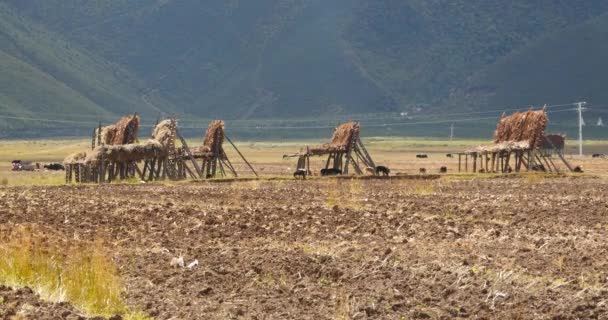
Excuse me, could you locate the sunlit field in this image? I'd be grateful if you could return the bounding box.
[1,137,608,319]
[1,137,607,186]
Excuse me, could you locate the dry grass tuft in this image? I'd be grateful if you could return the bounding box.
[524,173,545,184]
[0,226,148,319]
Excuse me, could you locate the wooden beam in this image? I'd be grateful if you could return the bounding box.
[225,135,258,177]
[176,129,203,178]
[458,154,461,172]
[356,137,376,168]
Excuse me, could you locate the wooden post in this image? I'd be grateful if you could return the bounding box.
[465,154,468,172]
[147,160,156,181]
[485,153,490,173]
[504,152,511,173]
[458,154,461,172]
[357,136,376,169]
[473,153,477,173]
[325,153,333,169]
[225,135,258,177]
[176,129,203,178]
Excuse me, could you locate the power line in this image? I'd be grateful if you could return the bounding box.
[0,106,583,131]
[0,102,584,125]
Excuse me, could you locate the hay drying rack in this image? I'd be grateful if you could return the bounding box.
[454,109,574,174]
[283,121,377,175]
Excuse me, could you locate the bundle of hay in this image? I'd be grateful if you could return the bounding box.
[95,125,117,145]
[308,121,359,155]
[191,120,225,158]
[468,141,531,153]
[63,152,88,165]
[330,121,359,148]
[85,140,167,166]
[152,119,175,148]
[111,114,140,145]
[493,109,547,149]
[202,120,225,152]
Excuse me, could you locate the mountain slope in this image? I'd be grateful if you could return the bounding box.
[2,0,608,129]
[0,3,176,131]
[450,12,608,111]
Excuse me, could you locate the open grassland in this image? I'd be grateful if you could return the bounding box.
[1,177,608,318]
[1,137,608,186]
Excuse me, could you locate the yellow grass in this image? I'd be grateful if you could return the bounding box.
[0,226,149,319]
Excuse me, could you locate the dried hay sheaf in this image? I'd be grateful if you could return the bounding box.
[96,125,117,145]
[85,140,167,165]
[203,120,225,151]
[152,119,175,148]
[309,122,360,154]
[494,109,547,149]
[468,141,531,153]
[111,114,140,145]
[63,152,88,165]
[94,115,140,146]
[192,120,225,157]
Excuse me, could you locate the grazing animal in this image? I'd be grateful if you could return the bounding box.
[375,166,390,176]
[320,168,342,176]
[478,168,485,173]
[573,166,584,173]
[592,154,604,158]
[44,163,65,171]
[293,169,307,179]
[439,166,447,173]
[419,168,426,174]
[416,154,428,158]
[446,154,453,158]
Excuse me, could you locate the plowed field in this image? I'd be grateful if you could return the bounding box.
[1,177,608,319]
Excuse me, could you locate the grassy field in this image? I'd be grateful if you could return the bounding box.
[1,137,607,186]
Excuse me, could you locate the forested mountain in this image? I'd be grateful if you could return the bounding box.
[1,0,608,133]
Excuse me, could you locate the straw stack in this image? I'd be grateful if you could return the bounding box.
[111,114,140,145]
[493,109,547,149]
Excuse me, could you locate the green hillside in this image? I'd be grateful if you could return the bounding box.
[451,12,608,111]
[1,0,607,136]
[0,3,176,132]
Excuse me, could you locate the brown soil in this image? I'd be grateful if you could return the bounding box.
[1,177,608,319]
[0,286,96,320]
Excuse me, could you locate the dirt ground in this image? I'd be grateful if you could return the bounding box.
[0,286,96,320]
[2,176,608,319]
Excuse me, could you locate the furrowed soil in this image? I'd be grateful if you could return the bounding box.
[1,177,608,319]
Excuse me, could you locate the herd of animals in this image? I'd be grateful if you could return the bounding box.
[10,160,64,172]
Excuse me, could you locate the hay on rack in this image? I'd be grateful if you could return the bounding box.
[467,141,531,154]
[85,140,167,166]
[493,109,547,149]
[111,114,140,145]
[203,120,225,151]
[153,119,175,148]
[308,121,359,155]
[191,120,225,158]
[95,125,117,145]
[63,152,88,165]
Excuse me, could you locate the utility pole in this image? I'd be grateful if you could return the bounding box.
[450,123,454,141]
[577,102,587,157]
